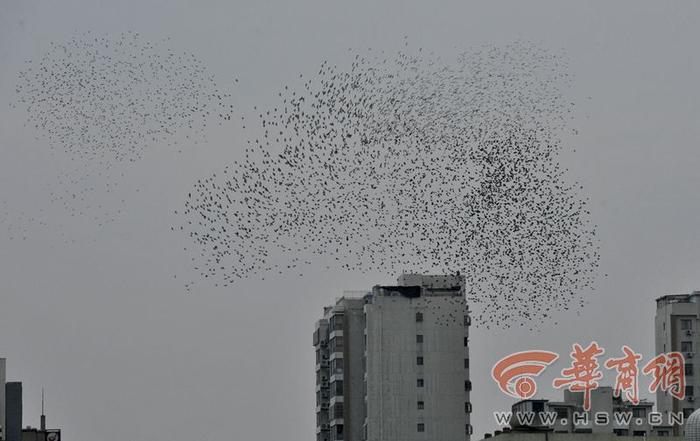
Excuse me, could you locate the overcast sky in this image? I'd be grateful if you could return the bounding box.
[1,1,699,440]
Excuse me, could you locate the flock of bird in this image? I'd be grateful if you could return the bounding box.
[0,201,47,242]
[176,42,601,329]
[12,31,233,224]
[9,33,600,328]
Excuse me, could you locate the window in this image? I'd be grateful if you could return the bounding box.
[330,336,344,353]
[417,334,424,343]
[418,401,424,410]
[464,315,471,326]
[330,314,344,331]
[464,358,469,369]
[632,408,646,418]
[336,424,344,440]
[465,380,472,391]
[633,431,646,437]
[466,424,473,435]
[682,341,693,353]
[687,385,694,397]
[416,312,423,322]
[555,407,568,419]
[417,356,424,366]
[330,358,343,375]
[417,378,424,387]
[417,423,425,433]
[332,403,344,419]
[682,319,693,330]
[465,402,472,413]
[687,363,694,376]
[464,337,468,347]
[657,431,669,437]
[334,380,343,395]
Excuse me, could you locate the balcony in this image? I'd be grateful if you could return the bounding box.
[316,424,330,435]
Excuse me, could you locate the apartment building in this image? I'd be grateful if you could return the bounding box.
[313,274,472,441]
[655,291,700,435]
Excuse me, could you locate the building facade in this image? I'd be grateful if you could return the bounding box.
[20,428,61,441]
[5,382,22,441]
[1,358,6,441]
[655,291,700,435]
[478,431,680,441]
[509,387,665,436]
[314,274,472,441]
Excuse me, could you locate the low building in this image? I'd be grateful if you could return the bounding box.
[0,357,60,441]
[20,427,60,441]
[508,387,669,436]
[479,431,681,441]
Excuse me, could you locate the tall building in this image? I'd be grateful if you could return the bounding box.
[5,382,22,441]
[1,358,6,441]
[655,291,700,435]
[313,274,472,441]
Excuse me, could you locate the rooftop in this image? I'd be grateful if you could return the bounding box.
[656,291,700,305]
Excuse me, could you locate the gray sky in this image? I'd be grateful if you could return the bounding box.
[1,1,699,440]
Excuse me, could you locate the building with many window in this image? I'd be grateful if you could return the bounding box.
[477,431,680,441]
[655,291,700,435]
[509,387,667,436]
[313,274,472,441]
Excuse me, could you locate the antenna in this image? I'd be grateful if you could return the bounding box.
[40,387,46,431]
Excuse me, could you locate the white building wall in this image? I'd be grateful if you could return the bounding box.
[655,293,700,436]
[365,290,469,441]
[344,298,367,441]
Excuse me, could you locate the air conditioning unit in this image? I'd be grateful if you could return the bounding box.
[687,330,694,336]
